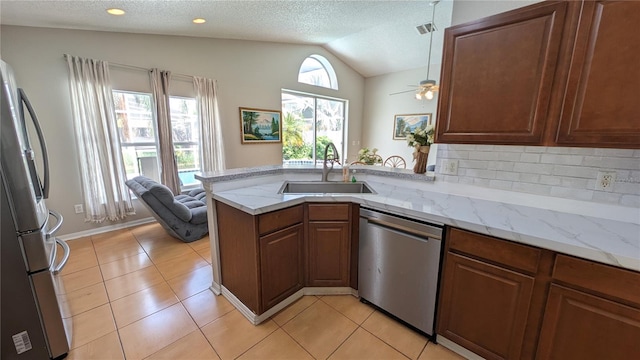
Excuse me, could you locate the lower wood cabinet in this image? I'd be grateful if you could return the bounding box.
[536,284,640,360]
[259,224,304,311]
[216,201,304,315]
[437,228,550,360]
[306,203,352,287]
[438,228,640,360]
[438,253,535,360]
[535,255,640,359]
[307,221,350,286]
[216,201,356,315]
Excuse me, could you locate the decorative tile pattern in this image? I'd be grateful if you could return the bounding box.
[437,144,640,206]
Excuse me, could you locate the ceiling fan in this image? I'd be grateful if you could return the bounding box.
[390,0,440,100]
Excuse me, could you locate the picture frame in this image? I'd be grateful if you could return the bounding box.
[239,107,282,144]
[393,113,432,140]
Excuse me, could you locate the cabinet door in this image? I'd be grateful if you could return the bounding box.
[536,284,640,359]
[436,1,568,145]
[307,222,350,287]
[260,224,304,311]
[437,252,534,360]
[555,1,640,147]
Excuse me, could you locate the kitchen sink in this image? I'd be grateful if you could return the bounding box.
[278,181,375,194]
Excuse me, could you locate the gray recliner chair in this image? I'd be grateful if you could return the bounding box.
[125,176,208,242]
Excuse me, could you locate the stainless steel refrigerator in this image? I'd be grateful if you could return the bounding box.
[1,59,70,359]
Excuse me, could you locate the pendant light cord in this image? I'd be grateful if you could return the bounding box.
[426,1,438,80]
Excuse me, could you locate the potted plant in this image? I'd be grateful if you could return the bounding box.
[357,147,382,165]
[406,125,435,173]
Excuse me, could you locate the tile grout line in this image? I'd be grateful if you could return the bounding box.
[269,300,320,360]
[94,231,128,359]
[316,298,416,360]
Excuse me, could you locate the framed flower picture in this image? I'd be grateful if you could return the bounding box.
[393,113,432,140]
[239,107,282,144]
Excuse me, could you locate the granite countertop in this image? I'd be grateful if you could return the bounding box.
[196,165,640,272]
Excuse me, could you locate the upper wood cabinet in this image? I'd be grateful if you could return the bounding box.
[436,1,570,145]
[555,0,640,147]
[435,0,640,149]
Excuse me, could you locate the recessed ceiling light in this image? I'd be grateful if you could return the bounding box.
[107,8,125,16]
[193,18,206,24]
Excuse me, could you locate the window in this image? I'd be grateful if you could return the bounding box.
[114,91,160,182]
[298,55,338,90]
[113,91,201,189]
[282,91,346,165]
[170,97,200,187]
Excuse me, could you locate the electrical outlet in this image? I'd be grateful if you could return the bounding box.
[74,204,84,214]
[595,171,616,191]
[441,160,459,175]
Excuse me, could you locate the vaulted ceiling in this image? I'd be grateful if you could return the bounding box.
[0,0,453,77]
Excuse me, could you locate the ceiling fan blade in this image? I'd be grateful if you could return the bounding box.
[389,89,417,95]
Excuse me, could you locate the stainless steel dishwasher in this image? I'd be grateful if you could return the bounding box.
[358,207,443,336]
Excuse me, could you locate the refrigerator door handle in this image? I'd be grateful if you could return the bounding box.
[51,238,70,274]
[18,87,50,199]
[46,209,63,239]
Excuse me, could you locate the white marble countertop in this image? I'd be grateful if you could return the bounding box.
[196,166,640,272]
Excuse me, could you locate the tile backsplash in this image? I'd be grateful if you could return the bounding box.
[436,144,640,207]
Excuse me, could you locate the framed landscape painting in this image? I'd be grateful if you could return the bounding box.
[239,107,282,144]
[393,113,432,140]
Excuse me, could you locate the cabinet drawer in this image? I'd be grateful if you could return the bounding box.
[448,228,541,274]
[307,203,350,221]
[552,254,640,306]
[258,205,303,235]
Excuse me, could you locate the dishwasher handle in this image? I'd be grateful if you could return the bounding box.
[360,208,442,240]
[364,218,440,241]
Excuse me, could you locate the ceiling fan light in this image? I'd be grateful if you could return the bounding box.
[415,92,422,100]
[426,90,434,100]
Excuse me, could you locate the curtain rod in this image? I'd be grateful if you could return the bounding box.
[63,54,195,81]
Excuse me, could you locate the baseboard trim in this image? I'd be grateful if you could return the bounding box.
[436,335,484,360]
[221,286,360,325]
[221,286,260,324]
[254,290,305,325]
[57,217,156,241]
[209,282,222,296]
[302,287,354,296]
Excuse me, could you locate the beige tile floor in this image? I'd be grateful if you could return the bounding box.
[56,222,464,360]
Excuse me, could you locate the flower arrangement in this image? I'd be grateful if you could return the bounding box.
[357,147,382,165]
[406,125,435,149]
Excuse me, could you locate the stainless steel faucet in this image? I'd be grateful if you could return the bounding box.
[321,142,339,182]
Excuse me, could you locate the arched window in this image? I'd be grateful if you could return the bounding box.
[298,54,338,90]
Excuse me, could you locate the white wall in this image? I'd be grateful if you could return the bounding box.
[362,66,441,168]
[451,0,542,26]
[0,25,365,235]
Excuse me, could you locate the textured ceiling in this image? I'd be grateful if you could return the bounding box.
[0,0,453,77]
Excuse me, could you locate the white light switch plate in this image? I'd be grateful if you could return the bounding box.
[441,160,459,175]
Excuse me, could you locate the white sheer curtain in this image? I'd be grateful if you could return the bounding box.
[65,55,135,222]
[150,69,181,194]
[193,77,226,172]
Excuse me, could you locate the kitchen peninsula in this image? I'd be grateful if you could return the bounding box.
[196,164,640,359]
